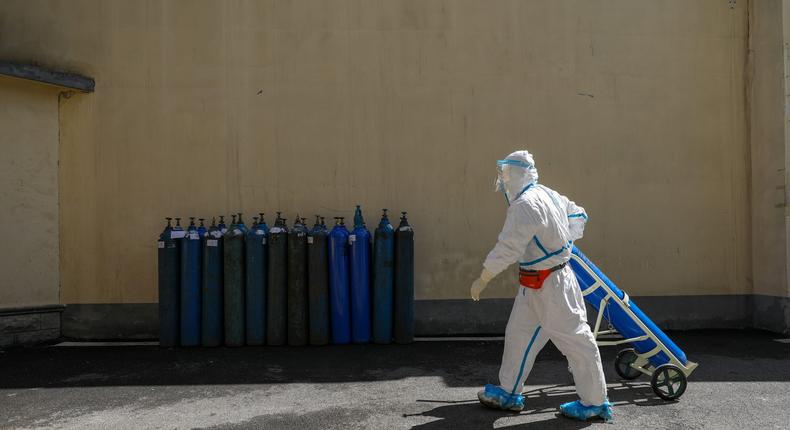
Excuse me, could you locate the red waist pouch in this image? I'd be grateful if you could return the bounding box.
[519,263,567,290]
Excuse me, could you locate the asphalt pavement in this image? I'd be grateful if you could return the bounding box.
[0,330,788,429]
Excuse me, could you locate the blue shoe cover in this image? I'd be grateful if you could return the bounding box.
[559,400,613,422]
[477,384,525,412]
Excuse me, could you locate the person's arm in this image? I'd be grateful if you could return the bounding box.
[564,197,587,241]
[471,203,538,300]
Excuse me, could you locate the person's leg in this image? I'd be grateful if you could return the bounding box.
[498,289,549,396]
[539,268,610,420]
[479,288,548,411]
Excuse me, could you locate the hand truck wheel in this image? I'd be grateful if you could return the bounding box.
[650,364,687,401]
[614,348,642,380]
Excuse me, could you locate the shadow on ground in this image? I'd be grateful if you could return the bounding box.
[408,382,671,430]
[0,329,787,390]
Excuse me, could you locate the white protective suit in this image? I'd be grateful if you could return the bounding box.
[478,150,607,407]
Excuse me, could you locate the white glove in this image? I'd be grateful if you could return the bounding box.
[470,268,496,301]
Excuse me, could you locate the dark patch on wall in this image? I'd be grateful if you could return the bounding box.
[752,295,790,335]
[0,304,64,347]
[62,304,158,340]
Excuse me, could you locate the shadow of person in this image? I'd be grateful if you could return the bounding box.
[408,381,673,429]
[405,401,594,430]
[404,396,593,430]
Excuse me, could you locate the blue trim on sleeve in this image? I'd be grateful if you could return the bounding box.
[568,213,588,219]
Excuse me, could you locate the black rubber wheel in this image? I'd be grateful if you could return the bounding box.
[650,364,687,401]
[614,348,642,380]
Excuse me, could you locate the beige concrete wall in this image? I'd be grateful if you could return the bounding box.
[750,0,789,298]
[0,0,751,303]
[0,76,60,307]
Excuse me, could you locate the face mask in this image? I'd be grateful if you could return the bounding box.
[495,159,533,205]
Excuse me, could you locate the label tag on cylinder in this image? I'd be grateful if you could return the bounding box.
[207,239,218,247]
[307,237,314,244]
[211,231,223,238]
[170,231,186,239]
[256,230,265,235]
[189,232,199,240]
[157,241,165,248]
[262,237,267,245]
[349,235,356,244]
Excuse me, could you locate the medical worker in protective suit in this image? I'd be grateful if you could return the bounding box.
[470,150,612,422]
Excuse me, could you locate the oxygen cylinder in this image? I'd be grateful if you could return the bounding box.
[328,217,351,344]
[350,206,371,343]
[394,212,415,344]
[308,216,330,346]
[158,218,181,347]
[237,212,248,234]
[197,218,207,237]
[179,217,202,346]
[267,212,288,346]
[202,217,224,347]
[223,214,245,346]
[245,214,268,345]
[372,209,395,344]
[287,216,309,346]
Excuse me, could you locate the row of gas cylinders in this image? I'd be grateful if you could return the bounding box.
[157,206,414,347]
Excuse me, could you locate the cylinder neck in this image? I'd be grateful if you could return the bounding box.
[398,212,410,227]
[353,205,364,228]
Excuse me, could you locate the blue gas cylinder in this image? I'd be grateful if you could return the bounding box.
[350,206,371,343]
[393,212,414,344]
[267,213,288,345]
[180,217,202,346]
[372,209,395,344]
[158,217,180,347]
[202,217,224,346]
[223,214,246,347]
[287,216,309,346]
[308,216,330,345]
[197,218,207,237]
[328,217,351,344]
[245,214,268,345]
[236,212,248,234]
[218,215,228,234]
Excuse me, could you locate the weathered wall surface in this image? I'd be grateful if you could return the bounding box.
[750,0,786,298]
[0,0,750,305]
[748,0,790,334]
[0,76,60,307]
